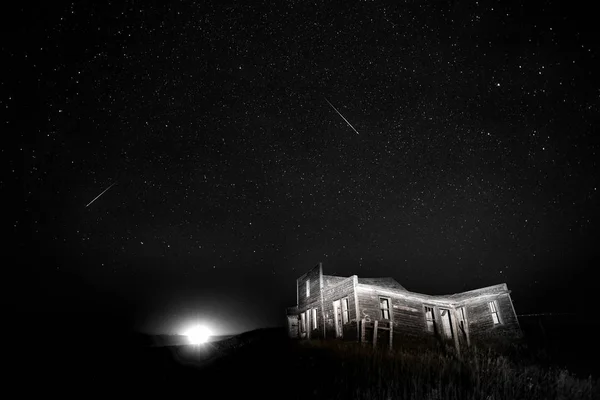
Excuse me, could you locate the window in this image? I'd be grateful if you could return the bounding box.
[312,308,318,330]
[425,306,435,332]
[380,297,390,320]
[306,280,310,297]
[489,300,501,324]
[341,297,349,324]
[300,312,306,333]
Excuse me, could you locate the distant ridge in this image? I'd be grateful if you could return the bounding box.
[140,333,236,347]
[139,327,285,348]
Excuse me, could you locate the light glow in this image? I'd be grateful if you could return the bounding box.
[185,325,212,345]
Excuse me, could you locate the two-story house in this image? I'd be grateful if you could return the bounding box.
[286,263,522,353]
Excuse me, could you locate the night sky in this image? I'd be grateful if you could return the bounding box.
[7,1,599,337]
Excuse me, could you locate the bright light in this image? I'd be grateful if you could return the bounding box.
[185,325,212,345]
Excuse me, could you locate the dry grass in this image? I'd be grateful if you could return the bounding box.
[291,339,599,400]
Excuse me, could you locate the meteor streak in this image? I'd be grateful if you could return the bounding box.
[86,182,117,208]
[324,97,360,135]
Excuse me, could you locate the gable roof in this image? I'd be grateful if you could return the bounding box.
[356,280,509,305]
[357,277,405,291]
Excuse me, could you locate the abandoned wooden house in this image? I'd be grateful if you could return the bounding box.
[286,263,522,353]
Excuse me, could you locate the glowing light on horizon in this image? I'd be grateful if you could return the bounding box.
[184,325,212,345]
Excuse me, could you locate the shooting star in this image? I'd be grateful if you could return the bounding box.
[86,181,117,208]
[324,97,360,135]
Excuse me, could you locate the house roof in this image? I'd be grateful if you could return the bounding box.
[438,283,509,302]
[356,280,509,305]
[357,277,406,291]
[317,266,509,304]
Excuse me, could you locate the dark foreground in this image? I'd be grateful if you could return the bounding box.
[9,321,600,399]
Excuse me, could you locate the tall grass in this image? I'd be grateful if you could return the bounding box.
[293,339,598,400]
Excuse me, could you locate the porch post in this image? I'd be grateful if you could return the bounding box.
[353,275,360,342]
[373,320,378,348]
[361,318,366,344]
[451,308,461,356]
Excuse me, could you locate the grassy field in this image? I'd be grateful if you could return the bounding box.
[11,317,600,399]
[188,329,599,400]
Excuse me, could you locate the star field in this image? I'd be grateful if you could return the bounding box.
[7,1,598,334]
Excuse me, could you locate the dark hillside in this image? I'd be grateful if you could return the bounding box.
[8,319,600,399]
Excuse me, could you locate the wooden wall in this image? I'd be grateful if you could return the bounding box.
[356,284,432,343]
[290,270,522,349]
[287,315,299,338]
[356,284,522,349]
[321,275,358,340]
[323,275,347,288]
[297,264,322,311]
[465,293,522,343]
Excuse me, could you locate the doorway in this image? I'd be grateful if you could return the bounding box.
[333,300,343,338]
[439,308,453,339]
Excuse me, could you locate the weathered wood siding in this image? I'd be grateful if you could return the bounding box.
[288,265,521,348]
[357,284,521,349]
[358,277,405,290]
[447,283,509,301]
[356,284,434,346]
[297,264,322,311]
[466,293,522,343]
[287,315,299,338]
[293,264,323,338]
[321,275,358,340]
[323,275,347,288]
[305,306,324,339]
